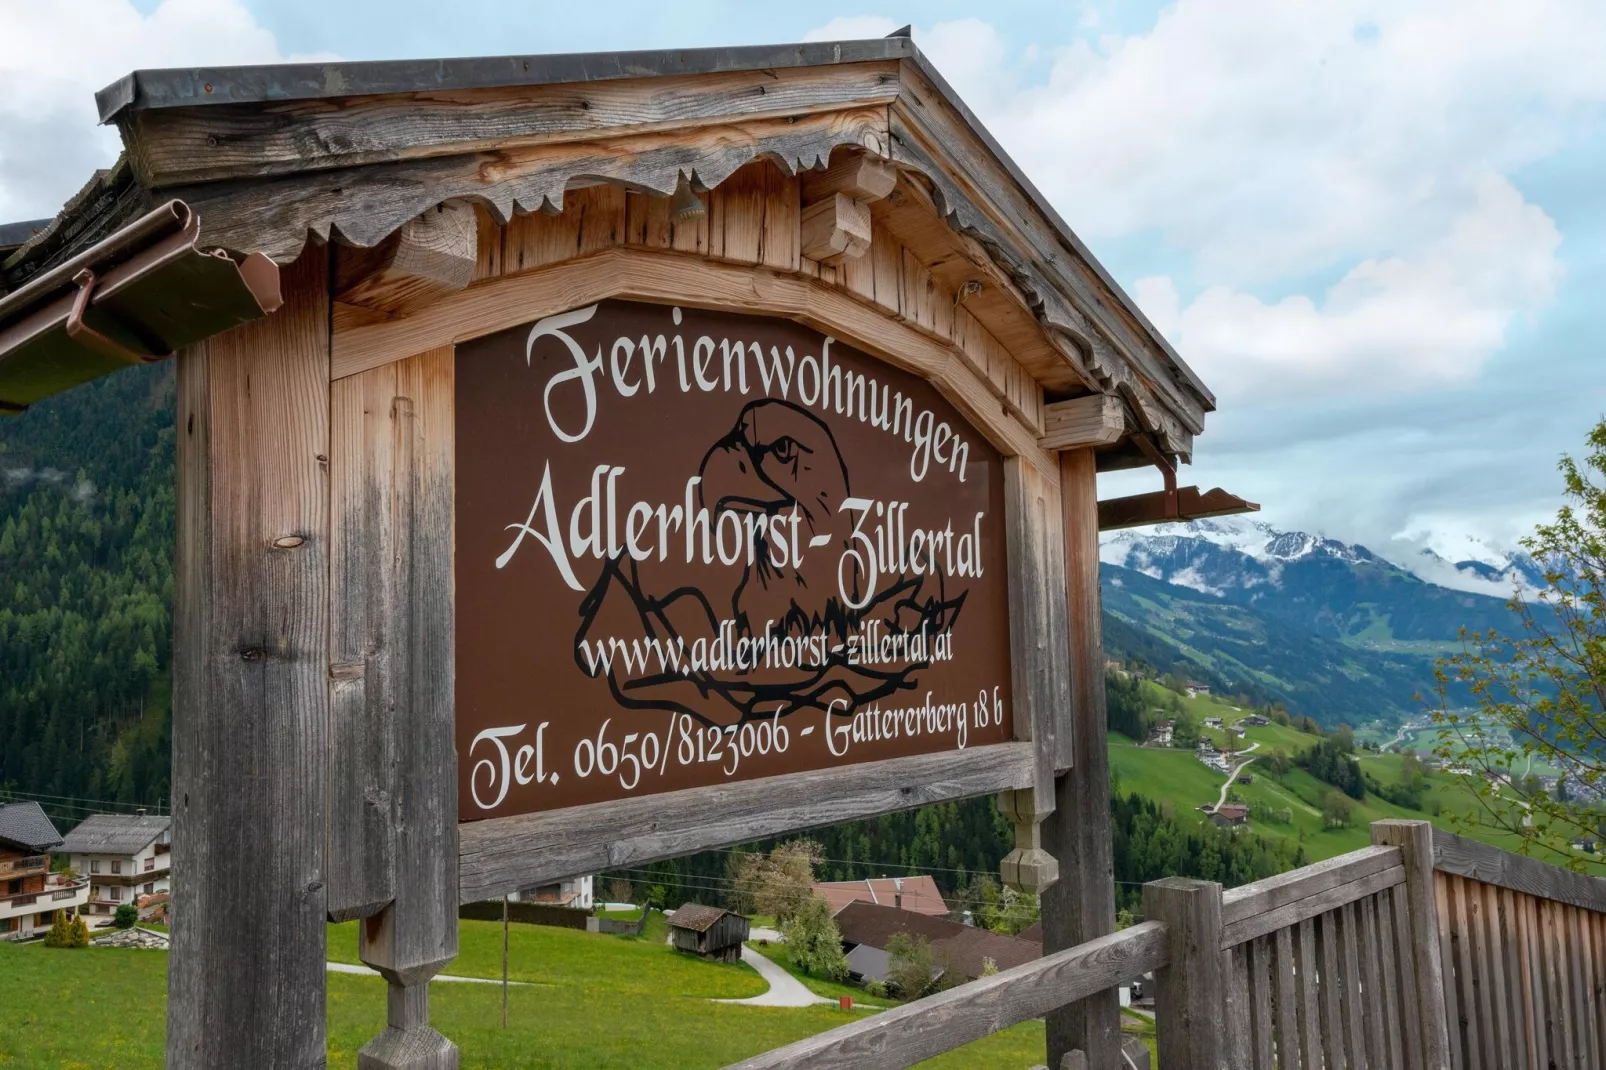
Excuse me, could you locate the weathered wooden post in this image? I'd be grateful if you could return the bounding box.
[1145,876,1226,1070]
[170,250,331,1066]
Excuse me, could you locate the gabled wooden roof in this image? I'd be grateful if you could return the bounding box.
[2,31,1214,461]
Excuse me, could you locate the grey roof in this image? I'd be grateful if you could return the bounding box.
[0,800,64,852]
[88,32,1209,406]
[667,902,738,933]
[58,813,170,856]
[0,219,51,249]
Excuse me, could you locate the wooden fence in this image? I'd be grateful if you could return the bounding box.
[726,820,1606,1070]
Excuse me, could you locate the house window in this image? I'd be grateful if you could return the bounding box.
[110,860,122,875]
[144,858,154,872]
[89,861,101,874]
[144,883,154,896]
[109,887,121,902]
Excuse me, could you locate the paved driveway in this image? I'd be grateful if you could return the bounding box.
[715,946,832,1007]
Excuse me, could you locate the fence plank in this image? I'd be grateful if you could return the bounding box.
[1466,875,1499,1065]
[1521,890,1549,1070]
[1273,925,1303,1070]
[723,922,1167,1070]
[1386,884,1422,1070]
[1374,821,1451,1069]
[1481,881,1515,1069]
[1338,902,1367,1068]
[1540,898,1572,1067]
[1249,935,1276,1070]
[1567,905,1591,1069]
[1224,942,1252,1068]
[1296,917,1323,1070]
[1319,911,1348,1070]
[1357,896,1388,1069]
[1373,892,1404,1070]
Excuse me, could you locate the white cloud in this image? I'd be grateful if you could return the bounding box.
[807,3,1604,405]
[1135,174,1563,399]
[0,0,325,220]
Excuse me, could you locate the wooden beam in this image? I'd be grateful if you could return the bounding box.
[799,193,872,265]
[169,249,330,1067]
[1432,827,1606,915]
[1096,485,1260,532]
[724,922,1168,1070]
[329,350,460,1065]
[170,106,891,263]
[800,149,898,204]
[121,62,903,188]
[1039,394,1124,451]
[458,744,1034,904]
[1041,448,1121,1069]
[329,246,1057,477]
[334,201,477,322]
[1220,845,1401,943]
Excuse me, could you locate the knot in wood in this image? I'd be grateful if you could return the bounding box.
[273,535,306,549]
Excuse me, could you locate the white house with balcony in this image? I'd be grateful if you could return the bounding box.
[1,800,89,939]
[59,811,171,924]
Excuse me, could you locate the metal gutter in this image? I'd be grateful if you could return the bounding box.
[0,200,281,414]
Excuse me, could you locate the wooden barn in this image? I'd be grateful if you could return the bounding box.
[667,903,750,964]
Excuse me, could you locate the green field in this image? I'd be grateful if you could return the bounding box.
[0,918,1059,1069]
[1112,692,1586,865]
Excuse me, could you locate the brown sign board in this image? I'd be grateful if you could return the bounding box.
[455,300,1013,819]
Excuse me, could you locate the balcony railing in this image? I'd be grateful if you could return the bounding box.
[0,854,48,878]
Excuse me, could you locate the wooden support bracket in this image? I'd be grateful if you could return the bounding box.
[336,200,477,323]
[998,787,1059,894]
[801,150,898,203]
[800,193,872,265]
[1039,394,1124,451]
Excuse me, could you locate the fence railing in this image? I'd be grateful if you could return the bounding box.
[724,819,1606,1070]
[1433,828,1606,1069]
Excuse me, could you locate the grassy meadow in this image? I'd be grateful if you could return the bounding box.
[0,917,1056,1069]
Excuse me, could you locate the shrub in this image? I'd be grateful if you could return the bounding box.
[42,911,74,947]
[114,904,138,930]
[70,916,89,946]
[781,894,848,981]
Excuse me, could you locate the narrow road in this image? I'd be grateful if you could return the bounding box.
[1214,741,1260,811]
[715,946,832,1007]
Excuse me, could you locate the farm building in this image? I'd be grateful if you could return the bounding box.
[666,903,749,964]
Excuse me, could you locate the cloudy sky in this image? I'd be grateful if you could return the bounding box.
[4,0,1603,568]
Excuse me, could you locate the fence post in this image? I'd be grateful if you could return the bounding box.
[1145,877,1224,1070]
[1372,819,1451,1070]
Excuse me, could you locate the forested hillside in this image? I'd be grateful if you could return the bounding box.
[0,363,176,815]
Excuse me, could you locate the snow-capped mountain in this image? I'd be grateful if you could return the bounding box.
[1098,516,1523,647]
[1101,517,1540,600]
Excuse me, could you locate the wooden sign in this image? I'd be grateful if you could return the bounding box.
[455,300,1013,818]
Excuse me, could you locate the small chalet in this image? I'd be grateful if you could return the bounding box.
[1212,804,1250,827]
[1149,721,1175,747]
[59,811,171,921]
[1203,717,1224,729]
[814,876,947,917]
[1186,683,1212,698]
[667,903,749,964]
[1243,715,1271,727]
[0,801,89,939]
